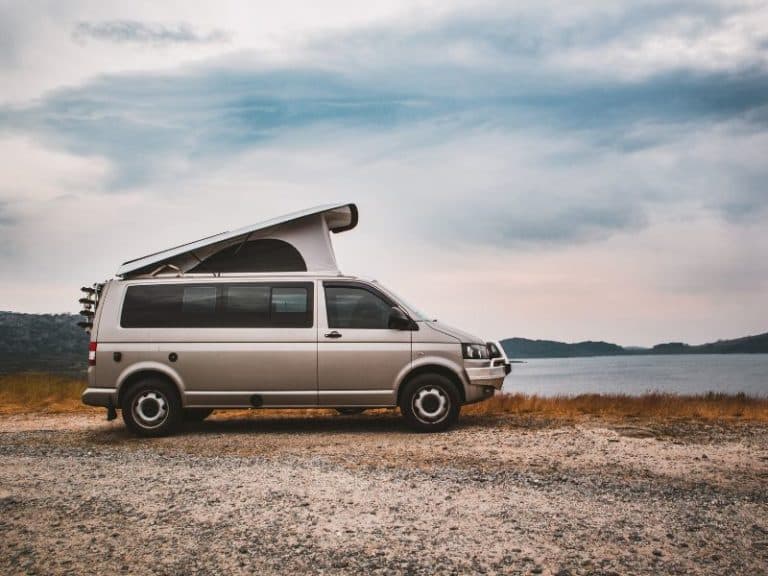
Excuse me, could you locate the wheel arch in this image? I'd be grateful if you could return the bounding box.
[116,362,185,406]
[396,362,466,406]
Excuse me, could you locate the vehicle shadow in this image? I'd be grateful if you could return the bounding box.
[80,410,510,448]
[82,411,507,445]
[183,412,413,435]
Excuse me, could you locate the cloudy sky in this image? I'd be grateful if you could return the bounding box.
[1,0,767,345]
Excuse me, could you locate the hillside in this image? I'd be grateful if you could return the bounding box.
[0,312,88,374]
[500,338,625,359]
[502,332,768,359]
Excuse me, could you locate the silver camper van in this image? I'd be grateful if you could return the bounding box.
[79,203,509,436]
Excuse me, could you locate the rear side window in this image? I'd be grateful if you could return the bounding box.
[182,286,217,316]
[325,285,392,329]
[221,285,271,326]
[121,283,313,328]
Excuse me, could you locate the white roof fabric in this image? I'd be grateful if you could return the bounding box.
[117,202,358,277]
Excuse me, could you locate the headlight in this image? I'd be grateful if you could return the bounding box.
[462,343,490,360]
[487,342,502,359]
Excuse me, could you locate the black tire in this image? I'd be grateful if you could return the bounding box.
[183,408,214,422]
[335,408,366,416]
[120,377,182,437]
[399,373,461,432]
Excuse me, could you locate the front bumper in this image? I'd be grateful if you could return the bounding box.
[82,387,117,408]
[465,358,509,388]
[463,359,509,403]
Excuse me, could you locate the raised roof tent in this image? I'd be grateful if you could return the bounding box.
[117,202,358,278]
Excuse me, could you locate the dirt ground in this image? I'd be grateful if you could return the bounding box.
[1,410,766,575]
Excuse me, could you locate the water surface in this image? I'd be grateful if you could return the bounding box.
[502,354,768,397]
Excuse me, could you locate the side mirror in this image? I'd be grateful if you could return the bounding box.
[388,307,413,330]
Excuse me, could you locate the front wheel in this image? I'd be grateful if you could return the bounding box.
[121,378,182,437]
[400,374,460,432]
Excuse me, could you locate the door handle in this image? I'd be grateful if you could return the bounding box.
[324,331,342,339]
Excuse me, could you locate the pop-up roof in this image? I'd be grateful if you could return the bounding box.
[117,202,358,278]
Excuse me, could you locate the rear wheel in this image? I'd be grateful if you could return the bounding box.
[183,408,214,422]
[121,378,182,437]
[400,373,460,432]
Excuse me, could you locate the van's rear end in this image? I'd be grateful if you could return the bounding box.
[79,280,118,416]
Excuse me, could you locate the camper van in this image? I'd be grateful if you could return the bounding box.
[79,203,510,436]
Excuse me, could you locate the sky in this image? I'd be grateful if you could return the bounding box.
[0,0,767,346]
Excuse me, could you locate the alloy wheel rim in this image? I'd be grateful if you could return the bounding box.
[133,391,169,429]
[412,386,450,424]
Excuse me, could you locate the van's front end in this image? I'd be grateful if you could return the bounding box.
[460,340,511,403]
[411,319,509,405]
[374,282,510,406]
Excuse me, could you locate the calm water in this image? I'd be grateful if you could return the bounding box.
[502,354,768,397]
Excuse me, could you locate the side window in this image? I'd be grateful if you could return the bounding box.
[122,285,184,328]
[182,286,217,316]
[325,286,392,329]
[271,286,311,327]
[217,283,313,327]
[122,283,313,328]
[221,285,270,326]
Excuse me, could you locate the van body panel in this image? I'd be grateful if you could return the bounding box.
[92,277,318,406]
[317,280,411,406]
[96,342,160,395]
[114,360,185,395]
[184,390,317,408]
[154,341,317,405]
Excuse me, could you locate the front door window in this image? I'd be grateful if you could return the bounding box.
[325,286,392,329]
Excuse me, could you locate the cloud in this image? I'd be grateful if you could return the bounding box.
[3,61,767,177]
[0,1,765,251]
[0,3,21,67]
[0,200,15,228]
[450,198,647,248]
[72,20,231,46]
[311,1,767,78]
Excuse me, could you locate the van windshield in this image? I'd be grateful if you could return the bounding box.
[375,284,432,322]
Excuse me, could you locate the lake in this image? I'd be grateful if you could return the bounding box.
[502,354,768,397]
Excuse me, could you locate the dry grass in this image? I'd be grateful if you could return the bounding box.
[1,373,767,422]
[465,391,768,422]
[0,373,91,414]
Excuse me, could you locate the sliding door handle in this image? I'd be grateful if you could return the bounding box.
[324,331,342,339]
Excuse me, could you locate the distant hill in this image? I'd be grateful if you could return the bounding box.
[0,311,88,374]
[501,332,768,359]
[500,338,625,359]
[651,332,768,355]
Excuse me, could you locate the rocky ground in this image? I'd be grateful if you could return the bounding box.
[0,410,766,575]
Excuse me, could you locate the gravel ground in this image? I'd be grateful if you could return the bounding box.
[1,410,767,576]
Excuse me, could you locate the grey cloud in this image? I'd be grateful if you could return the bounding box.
[72,20,231,45]
[315,1,746,70]
[0,201,15,226]
[497,202,647,247]
[709,176,768,223]
[0,4,20,66]
[3,62,765,188]
[423,190,648,248]
[0,2,766,249]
